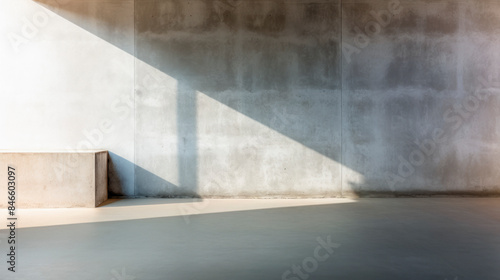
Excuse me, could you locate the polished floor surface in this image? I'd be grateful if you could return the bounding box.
[0,198,499,280]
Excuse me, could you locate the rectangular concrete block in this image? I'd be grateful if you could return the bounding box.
[0,151,108,208]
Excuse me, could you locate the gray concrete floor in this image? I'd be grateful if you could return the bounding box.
[1,198,499,280]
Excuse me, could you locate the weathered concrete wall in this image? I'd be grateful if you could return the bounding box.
[342,0,500,195]
[134,0,342,197]
[2,0,500,197]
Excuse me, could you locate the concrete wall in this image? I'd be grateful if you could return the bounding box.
[342,0,500,195]
[2,0,500,197]
[134,0,342,197]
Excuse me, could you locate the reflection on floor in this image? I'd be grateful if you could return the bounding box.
[0,198,499,280]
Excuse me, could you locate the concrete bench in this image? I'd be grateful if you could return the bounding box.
[0,151,108,208]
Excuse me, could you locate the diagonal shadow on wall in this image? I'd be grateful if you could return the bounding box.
[34,0,346,198]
